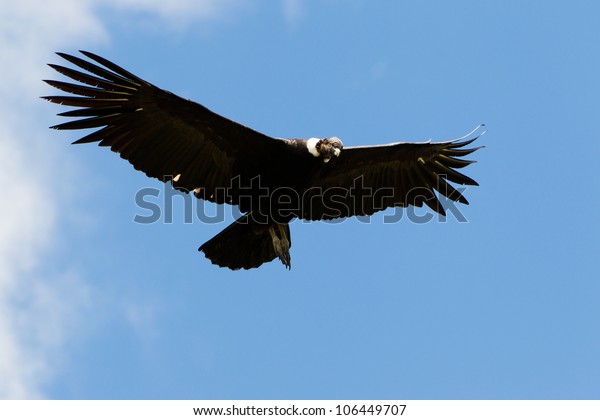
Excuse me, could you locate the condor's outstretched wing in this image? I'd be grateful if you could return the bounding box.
[301,130,484,220]
[43,51,289,204]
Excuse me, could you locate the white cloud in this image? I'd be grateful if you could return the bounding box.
[0,0,246,399]
[104,0,244,25]
[0,0,105,399]
[0,113,95,396]
[281,0,305,29]
[370,60,388,81]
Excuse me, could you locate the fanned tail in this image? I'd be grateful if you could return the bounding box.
[199,213,292,270]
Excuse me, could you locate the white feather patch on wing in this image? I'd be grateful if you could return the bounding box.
[306,137,320,157]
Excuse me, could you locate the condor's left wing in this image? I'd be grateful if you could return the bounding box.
[43,51,290,205]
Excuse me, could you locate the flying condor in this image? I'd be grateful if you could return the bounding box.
[43,51,483,270]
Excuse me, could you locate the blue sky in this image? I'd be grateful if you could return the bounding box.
[1,0,599,399]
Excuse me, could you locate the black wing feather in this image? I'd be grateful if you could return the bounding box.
[303,131,483,220]
[43,51,288,203]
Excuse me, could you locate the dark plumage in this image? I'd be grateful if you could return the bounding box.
[43,51,483,270]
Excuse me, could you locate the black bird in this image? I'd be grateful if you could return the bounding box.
[43,51,483,270]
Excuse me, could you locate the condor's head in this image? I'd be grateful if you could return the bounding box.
[306,137,344,163]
